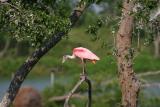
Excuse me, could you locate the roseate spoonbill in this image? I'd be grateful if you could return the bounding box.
[62,47,100,74]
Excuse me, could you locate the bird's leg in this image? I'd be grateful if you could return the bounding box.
[82,59,87,76]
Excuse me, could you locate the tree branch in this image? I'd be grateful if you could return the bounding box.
[138,71,160,77]
[64,75,92,107]
[142,83,160,88]
[0,1,89,107]
[64,77,85,107]
[0,38,10,58]
[48,93,85,102]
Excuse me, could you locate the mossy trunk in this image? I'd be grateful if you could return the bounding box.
[116,0,141,107]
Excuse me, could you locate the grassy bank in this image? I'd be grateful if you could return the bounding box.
[0,28,160,77]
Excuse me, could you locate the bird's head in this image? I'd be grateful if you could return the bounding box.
[62,55,68,63]
[62,54,75,63]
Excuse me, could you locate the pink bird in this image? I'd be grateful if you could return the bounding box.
[62,47,100,74]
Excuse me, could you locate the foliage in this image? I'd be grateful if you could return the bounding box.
[0,0,72,47]
[0,0,106,47]
[133,0,159,45]
[86,17,105,40]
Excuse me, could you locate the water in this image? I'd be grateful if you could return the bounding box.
[139,75,160,99]
[0,74,74,101]
[143,86,160,97]
[1,75,160,101]
[0,77,50,100]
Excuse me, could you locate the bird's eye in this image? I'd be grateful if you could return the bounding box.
[63,55,67,60]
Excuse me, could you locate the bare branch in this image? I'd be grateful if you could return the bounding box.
[142,83,160,88]
[49,93,85,102]
[138,71,160,77]
[150,4,160,21]
[0,0,8,3]
[64,77,85,107]
[64,75,92,107]
[0,38,10,58]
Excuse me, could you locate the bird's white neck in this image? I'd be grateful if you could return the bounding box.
[66,54,76,59]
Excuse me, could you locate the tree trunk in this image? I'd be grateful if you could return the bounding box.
[0,2,88,107]
[154,36,160,58]
[0,38,10,58]
[116,0,140,107]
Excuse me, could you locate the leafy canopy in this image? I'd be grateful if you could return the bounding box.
[0,0,72,47]
[0,0,159,47]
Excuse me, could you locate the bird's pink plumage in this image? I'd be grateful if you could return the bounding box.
[73,47,100,60]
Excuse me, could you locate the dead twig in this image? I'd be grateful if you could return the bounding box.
[64,74,92,107]
[64,77,85,107]
[138,71,160,77]
[48,93,85,102]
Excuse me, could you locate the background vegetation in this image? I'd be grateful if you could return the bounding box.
[0,0,160,107]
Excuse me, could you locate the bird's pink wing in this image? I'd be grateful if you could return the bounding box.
[73,47,100,60]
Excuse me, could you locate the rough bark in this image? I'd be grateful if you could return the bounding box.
[0,2,88,107]
[116,0,140,107]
